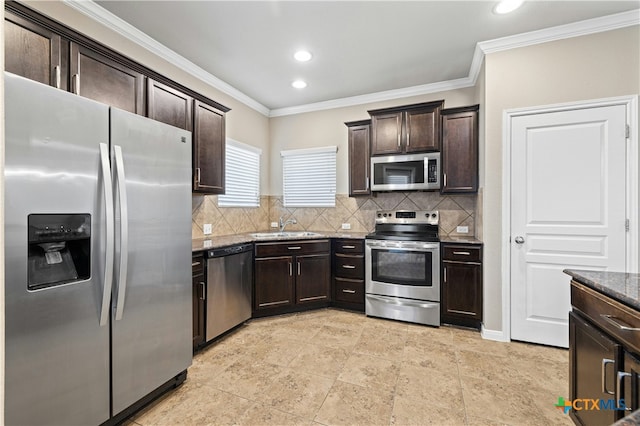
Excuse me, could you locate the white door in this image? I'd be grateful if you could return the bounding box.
[511,104,628,348]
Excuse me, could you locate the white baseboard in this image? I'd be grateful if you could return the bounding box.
[481,326,509,342]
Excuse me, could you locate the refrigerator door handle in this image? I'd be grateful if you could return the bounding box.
[114,145,129,321]
[99,143,114,327]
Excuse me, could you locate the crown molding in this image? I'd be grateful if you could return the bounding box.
[61,0,270,116]
[478,8,640,55]
[269,77,475,117]
[60,2,639,118]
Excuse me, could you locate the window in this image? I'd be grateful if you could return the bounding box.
[218,138,261,207]
[282,146,337,207]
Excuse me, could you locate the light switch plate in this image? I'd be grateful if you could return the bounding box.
[270,222,278,228]
[341,223,351,230]
[203,223,212,235]
[456,226,469,234]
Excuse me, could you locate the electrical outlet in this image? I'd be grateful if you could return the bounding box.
[270,222,278,228]
[456,226,469,234]
[203,240,212,248]
[341,223,351,230]
[203,223,212,235]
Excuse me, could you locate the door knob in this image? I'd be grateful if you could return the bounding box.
[514,236,525,244]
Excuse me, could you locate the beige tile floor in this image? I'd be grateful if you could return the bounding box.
[128,308,572,426]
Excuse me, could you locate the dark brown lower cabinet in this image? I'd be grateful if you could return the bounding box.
[253,240,330,316]
[569,311,620,426]
[441,243,482,329]
[192,253,206,351]
[332,239,365,311]
[570,280,640,425]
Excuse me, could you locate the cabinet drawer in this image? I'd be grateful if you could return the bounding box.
[333,239,364,254]
[334,278,364,304]
[442,245,482,263]
[192,253,204,277]
[572,280,640,354]
[255,239,330,258]
[334,254,364,279]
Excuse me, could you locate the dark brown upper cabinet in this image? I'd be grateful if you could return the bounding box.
[345,119,371,196]
[368,101,443,155]
[147,78,193,131]
[441,105,479,194]
[70,43,145,115]
[5,10,68,90]
[193,100,226,194]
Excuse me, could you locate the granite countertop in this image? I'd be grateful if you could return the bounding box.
[440,236,483,244]
[192,231,369,252]
[564,269,640,311]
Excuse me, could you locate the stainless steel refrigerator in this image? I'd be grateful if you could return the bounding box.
[4,72,192,425]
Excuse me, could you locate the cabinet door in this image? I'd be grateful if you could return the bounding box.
[147,79,193,131]
[296,254,331,304]
[406,107,440,152]
[347,122,371,196]
[254,256,294,311]
[5,12,68,90]
[569,312,621,426]
[620,352,640,414]
[371,112,402,155]
[193,100,226,194]
[69,43,144,114]
[441,106,479,193]
[442,261,482,322]
[192,277,205,350]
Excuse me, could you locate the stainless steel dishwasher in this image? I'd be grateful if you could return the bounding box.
[206,243,253,341]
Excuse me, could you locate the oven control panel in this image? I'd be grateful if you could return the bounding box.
[375,210,438,225]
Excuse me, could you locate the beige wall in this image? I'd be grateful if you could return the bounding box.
[269,88,477,195]
[482,25,640,333]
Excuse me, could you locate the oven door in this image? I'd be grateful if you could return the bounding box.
[365,240,440,301]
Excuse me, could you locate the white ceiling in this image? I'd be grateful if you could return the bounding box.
[92,1,639,114]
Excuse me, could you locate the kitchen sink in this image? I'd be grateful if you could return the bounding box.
[250,231,323,239]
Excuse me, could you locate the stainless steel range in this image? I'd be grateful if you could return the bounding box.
[365,210,440,326]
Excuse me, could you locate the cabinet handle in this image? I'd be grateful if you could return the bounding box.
[192,261,201,267]
[366,177,369,190]
[288,246,302,250]
[54,66,61,89]
[72,74,80,95]
[602,358,615,394]
[200,281,206,300]
[342,289,356,294]
[342,265,356,269]
[443,173,447,188]
[444,268,447,283]
[601,314,640,331]
[300,296,326,302]
[453,251,470,256]
[195,167,201,184]
[397,132,401,148]
[297,262,301,276]
[342,245,355,249]
[617,371,633,410]
[289,262,292,276]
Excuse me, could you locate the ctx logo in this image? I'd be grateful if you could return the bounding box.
[555,397,627,414]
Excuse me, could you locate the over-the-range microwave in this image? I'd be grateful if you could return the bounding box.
[370,152,440,192]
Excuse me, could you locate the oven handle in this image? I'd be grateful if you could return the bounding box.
[367,294,439,309]
[365,240,440,251]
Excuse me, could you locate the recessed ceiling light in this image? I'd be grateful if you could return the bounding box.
[493,0,524,14]
[294,50,312,62]
[292,80,307,89]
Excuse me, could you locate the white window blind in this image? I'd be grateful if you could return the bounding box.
[218,138,261,207]
[282,146,337,207]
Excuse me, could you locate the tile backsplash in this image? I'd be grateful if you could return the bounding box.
[192,192,477,239]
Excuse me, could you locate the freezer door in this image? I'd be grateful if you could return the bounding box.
[110,108,192,415]
[4,73,111,425]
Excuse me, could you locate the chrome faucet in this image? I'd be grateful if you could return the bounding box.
[279,216,297,232]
